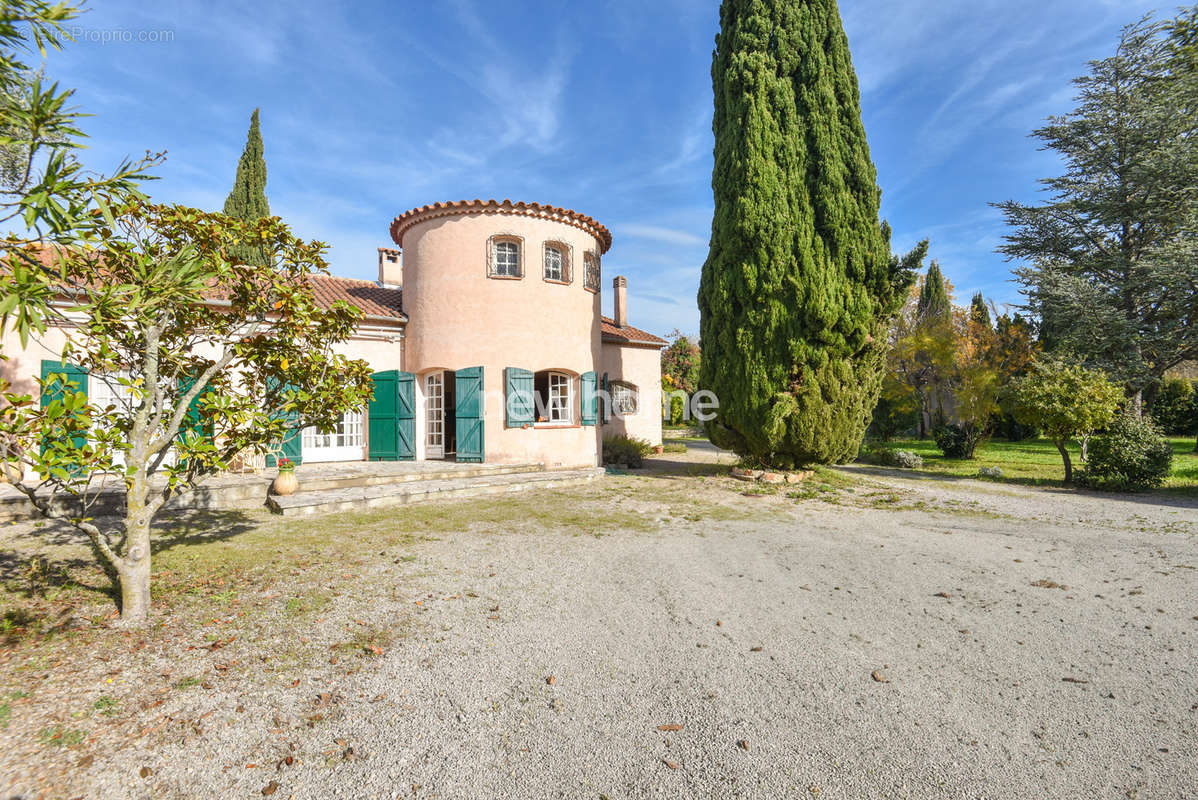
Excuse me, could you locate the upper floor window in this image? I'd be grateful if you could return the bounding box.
[584,252,601,292]
[544,242,571,283]
[488,235,523,278]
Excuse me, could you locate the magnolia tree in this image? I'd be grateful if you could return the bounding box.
[1006,360,1124,483]
[0,201,373,625]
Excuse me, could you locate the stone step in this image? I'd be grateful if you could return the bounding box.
[0,462,549,523]
[266,468,605,517]
[294,462,545,492]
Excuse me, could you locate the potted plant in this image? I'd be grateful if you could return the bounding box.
[272,457,299,496]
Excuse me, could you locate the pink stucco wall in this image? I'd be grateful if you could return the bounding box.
[399,209,604,467]
[601,341,664,446]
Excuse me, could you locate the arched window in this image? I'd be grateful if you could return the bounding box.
[544,241,571,283]
[534,370,573,424]
[488,235,523,278]
[611,381,639,415]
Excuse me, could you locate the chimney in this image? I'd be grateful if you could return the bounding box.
[613,275,628,328]
[378,247,402,288]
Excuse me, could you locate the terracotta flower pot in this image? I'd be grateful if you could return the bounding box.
[653,445,665,455]
[272,469,298,496]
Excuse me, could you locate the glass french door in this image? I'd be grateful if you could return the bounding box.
[425,372,444,459]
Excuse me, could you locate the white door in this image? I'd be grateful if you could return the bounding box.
[425,372,444,459]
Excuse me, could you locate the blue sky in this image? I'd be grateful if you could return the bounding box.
[50,0,1159,336]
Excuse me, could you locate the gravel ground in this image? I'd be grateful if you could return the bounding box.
[6,458,1198,799]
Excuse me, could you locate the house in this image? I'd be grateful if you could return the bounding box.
[1,199,667,469]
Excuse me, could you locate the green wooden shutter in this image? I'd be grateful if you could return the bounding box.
[580,371,598,426]
[600,372,610,424]
[395,371,416,461]
[455,367,485,463]
[265,378,303,467]
[505,367,534,427]
[40,361,89,464]
[368,370,399,461]
[178,375,212,445]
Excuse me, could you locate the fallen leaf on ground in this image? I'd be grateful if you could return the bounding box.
[749,646,763,652]
[663,759,679,770]
[545,675,555,685]
[933,592,951,598]
[737,739,750,752]
[657,724,683,732]
[1062,676,1089,684]
[261,780,278,796]
[871,670,890,683]
[139,766,152,778]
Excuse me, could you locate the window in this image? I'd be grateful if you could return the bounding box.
[611,382,639,415]
[543,241,571,283]
[533,370,573,424]
[303,410,364,450]
[584,252,601,292]
[488,235,523,278]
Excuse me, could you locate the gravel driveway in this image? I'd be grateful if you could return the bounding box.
[34,463,1198,799]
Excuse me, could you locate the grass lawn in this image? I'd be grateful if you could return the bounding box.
[876,436,1198,497]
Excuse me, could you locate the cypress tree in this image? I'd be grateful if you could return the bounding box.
[697,0,913,467]
[222,108,270,265]
[917,262,950,321]
[969,292,991,328]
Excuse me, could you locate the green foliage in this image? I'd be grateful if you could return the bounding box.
[1147,378,1197,434]
[868,383,919,441]
[917,262,951,321]
[0,199,374,623]
[660,331,700,394]
[698,0,913,469]
[1006,360,1124,482]
[996,10,1198,394]
[969,292,991,328]
[933,424,972,459]
[602,434,653,468]
[1081,414,1174,491]
[0,0,160,348]
[222,108,270,266]
[858,444,923,469]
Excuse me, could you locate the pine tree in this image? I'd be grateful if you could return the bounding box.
[222,108,270,265]
[697,0,914,467]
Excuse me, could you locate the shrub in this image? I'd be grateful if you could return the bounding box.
[1147,378,1197,435]
[859,445,923,469]
[602,435,653,468]
[933,424,969,458]
[1081,414,1173,491]
[661,442,688,454]
[977,466,1003,479]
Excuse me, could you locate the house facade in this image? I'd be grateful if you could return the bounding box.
[2,199,666,470]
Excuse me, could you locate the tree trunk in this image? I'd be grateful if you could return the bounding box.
[117,466,153,626]
[1055,439,1074,484]
[1131,389,1143,417]
[117,536,151,625]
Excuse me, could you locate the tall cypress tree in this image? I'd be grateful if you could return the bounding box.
[697,0,914,467]
[222,108,270,265]
[917,262,950,321]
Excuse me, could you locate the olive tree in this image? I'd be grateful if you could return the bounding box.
[1007,361,1124,483]
[0,201,374,625]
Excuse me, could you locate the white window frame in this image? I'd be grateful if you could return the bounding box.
[301,409,365,463]
[545,372,572,425]
[425,372,444,458]
[489,236,523,278]
[89,372,178,469]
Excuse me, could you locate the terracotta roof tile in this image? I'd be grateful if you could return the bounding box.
[306,275,404,321]
[390,199,613,254]
[601,316,667,347]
